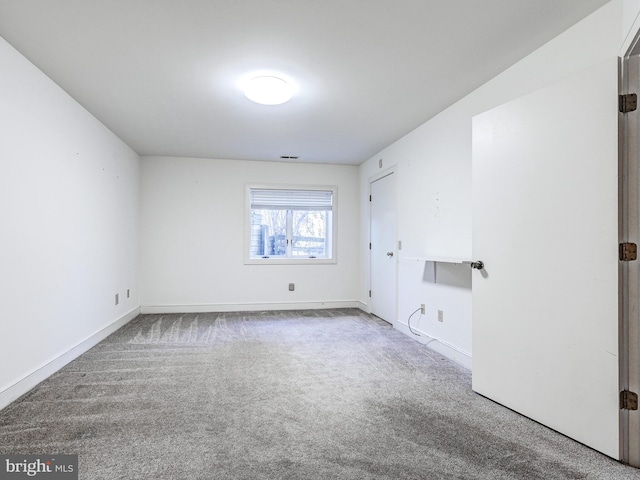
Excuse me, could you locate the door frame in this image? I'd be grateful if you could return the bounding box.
[620,28,640,467]
[369,166,398,324]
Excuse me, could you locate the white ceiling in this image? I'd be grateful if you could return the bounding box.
[0,0,610,165]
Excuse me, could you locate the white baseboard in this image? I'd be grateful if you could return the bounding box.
[140,301,360,314]
[357,301,370,313]
[0,307,140,412]
[393,321,472,370]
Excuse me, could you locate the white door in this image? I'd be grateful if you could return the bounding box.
[370,172,397,324]
[472,59,620,458]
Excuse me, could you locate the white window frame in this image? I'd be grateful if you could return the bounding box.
[244,184,338,265]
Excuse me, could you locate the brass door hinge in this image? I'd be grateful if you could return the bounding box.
[620,93,638,113]
[620,242,638,261]
[621,390,638,410]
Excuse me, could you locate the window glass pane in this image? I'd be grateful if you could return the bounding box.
[250,209,287,257]
[292,210,327,257]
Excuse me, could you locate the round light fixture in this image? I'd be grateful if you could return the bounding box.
[243,75,294,105]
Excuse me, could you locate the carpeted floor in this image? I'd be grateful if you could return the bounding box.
[1,308,639,479]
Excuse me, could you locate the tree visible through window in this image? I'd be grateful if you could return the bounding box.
[249,188,334,260]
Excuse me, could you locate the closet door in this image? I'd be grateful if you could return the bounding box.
[370,172,397,324]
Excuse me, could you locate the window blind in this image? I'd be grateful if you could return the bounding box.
[250,188,333,211]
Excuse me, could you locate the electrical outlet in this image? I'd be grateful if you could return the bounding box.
[289,283,295,291]
[420,304,425,314]
[438,310,444,322]
[115,293,119,306]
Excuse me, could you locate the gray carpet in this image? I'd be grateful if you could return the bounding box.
[1,308,639,479]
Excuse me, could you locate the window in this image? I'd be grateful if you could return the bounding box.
[246,186,336,264]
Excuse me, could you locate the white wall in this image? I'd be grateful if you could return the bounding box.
[0,36,140,407]
[140,156,359,312]
[359,0,634,367]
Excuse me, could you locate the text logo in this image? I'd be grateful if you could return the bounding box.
[0,456,77,479]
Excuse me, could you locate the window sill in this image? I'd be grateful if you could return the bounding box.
[244,257,337,266]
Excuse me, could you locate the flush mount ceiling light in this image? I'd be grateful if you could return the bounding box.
[243,75,294,105]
